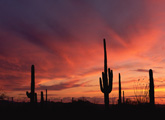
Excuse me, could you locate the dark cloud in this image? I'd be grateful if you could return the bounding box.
[133,69,149,72]
[133,69,156,73]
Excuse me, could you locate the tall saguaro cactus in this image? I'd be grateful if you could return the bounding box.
[149,69,155,106]
[26,65,36,103]
[118,73,121,104]
[99,39,113,109]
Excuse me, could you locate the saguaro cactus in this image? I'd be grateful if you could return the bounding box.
[99,39,113,109]
[149,69,155,106]
[41,91,44,103]
[40,91,44,108]
[118,73,121,104]
[26,65,36,103]
[46,89,47,103]
[123,91,125,103]
[35,93,37,103]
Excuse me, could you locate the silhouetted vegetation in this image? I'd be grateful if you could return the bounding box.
[26,65,37,103]
[149,69,155,106]
[118,73,121,104]
[134,78,149,104]
[46,89,47,103]
[40,91,44,103]
[99,39,113,110]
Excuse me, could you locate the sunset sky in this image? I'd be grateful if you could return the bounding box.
[0,0,165,104]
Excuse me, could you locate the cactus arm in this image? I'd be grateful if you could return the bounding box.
[102,72,105,89]
[99,77,104,93]
[26,91,31,98]
[108,68,110,85]
[108,69,113,93]
[111,70,113,87]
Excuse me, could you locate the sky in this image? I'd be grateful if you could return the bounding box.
[0,0,165,104]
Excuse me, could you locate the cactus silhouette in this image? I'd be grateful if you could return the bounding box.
[118,73,121,104]
[41,91,44,103]
[35,93,37,103]
[26,65,37,103]
[46,89,47,103]
[99,39,113,109]
[123,91,125,103]
[149,69,155,106]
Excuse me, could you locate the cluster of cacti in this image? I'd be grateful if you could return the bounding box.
[40,90,48,103]
[149,69,155,106]
[99,39,113,109]
[117,70,155,105]
[26,65,37,103]
[99,39,156,108]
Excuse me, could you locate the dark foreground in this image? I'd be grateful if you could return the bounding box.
[0,100,165,119]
